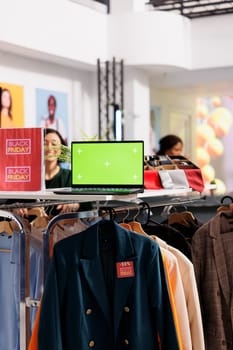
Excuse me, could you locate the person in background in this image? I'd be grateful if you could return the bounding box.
[156,134,184,156]
[44,128,71,189]
[40,95,67,144]
[14,128,80,216]
[0,87,14,127]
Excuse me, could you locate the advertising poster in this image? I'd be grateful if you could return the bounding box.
[0,82,24,127]
[0,128,43,191]
[36,88,68,145]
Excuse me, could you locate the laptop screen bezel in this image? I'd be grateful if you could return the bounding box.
[71,140,144,189]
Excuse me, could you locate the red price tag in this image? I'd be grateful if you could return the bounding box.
[116,261,135,278]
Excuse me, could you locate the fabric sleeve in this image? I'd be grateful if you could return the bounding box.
[148,245,180,350]
[37,251,64,350]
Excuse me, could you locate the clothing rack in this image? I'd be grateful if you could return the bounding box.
[0,199,85,210]
[0,192,208,350]
[0,210,29,350]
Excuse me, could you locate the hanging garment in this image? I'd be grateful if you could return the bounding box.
[37,220,180,350]
[155,236,205,350]
[125,220,184,350]
[192,211,233,350]
[143,221,192,261]
[0,232,20,350]
[160,248,189,350]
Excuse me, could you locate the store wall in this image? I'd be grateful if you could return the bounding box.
[191,14,233,69]
[1,0,233,154]
[0,51,97,142]
[0,0,108,67]
[150,88,196,157]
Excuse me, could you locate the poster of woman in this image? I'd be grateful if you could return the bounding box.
[0,82,24,128]
[36,88,68,145]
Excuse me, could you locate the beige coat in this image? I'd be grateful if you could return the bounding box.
[155,236,205,350]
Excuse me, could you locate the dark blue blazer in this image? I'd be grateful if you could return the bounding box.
[38,220,179,350]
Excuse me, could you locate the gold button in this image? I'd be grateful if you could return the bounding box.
[124,306,130,313]
[89,340,95,347]
[86,308,92,315]
[124,339,129,345]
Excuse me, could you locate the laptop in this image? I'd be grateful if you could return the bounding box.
[53,140,144,195]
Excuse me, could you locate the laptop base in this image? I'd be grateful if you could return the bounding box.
[53,187,144,195]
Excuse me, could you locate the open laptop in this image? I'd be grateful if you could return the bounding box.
[53,140,144,195]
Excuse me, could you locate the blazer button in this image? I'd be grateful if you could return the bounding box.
[86,308,92,315]
[124,306,130,313]
[89,340,95,347]
[124,339,129,345]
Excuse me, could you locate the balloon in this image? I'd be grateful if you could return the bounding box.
[201,164,215,183]
[208,107,233,137]
[196,124,215,146]
[211,96,221,107]
[196,104,208,119]
[206,138,224,157]
[196,147,210,167]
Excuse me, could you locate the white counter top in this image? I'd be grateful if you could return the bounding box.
[0,188,193,202]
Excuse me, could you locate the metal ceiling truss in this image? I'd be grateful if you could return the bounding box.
[146,0,233,19]
[97,58,124,140]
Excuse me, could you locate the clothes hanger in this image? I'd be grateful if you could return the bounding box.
[166,204,196,228]
[30,207,50,229]
[217,195,233,213]
[119,208,132,230]
[168,211,196,227]
[0,220,14,235]
[28,207,45,217]
[128,206,148,236]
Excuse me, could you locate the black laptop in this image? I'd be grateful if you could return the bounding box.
[53,140,144,195]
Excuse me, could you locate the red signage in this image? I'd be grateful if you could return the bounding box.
[0,128,43,191]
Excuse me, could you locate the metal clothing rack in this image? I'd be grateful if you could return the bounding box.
[0,210,28,350]
[0,191,207,349]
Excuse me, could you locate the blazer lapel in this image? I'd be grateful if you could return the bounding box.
[80,223,111,325]
[113,224,138,339]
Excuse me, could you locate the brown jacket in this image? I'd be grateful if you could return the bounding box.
[192,211,233,350]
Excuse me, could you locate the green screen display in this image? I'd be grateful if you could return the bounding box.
[71,141,144,186]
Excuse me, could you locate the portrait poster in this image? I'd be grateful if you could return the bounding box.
[0,82,24,127]
[0,128,43,191]
[36,88,69,145]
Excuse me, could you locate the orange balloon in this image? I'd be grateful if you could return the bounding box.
[211,96,221,108]
[201,164,215,183]
[206,138,224,157]
[196,124,215,146]
[196,104,208,119]
[196,147,210,167]
[208,107,233,137]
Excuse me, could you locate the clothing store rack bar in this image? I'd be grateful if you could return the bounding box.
[0,187,193,200]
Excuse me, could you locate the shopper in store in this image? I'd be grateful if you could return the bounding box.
[156,134,184,156]
[13,128,80,216]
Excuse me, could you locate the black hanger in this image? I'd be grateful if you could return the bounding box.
[217,195,233,213]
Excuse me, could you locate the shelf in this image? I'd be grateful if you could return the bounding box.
[0,188,193,202]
